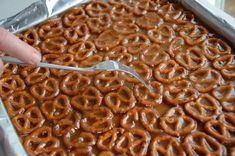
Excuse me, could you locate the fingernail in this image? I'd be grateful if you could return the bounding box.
[30,51,41,65]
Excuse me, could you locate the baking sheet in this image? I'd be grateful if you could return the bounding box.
[0,0,234,155]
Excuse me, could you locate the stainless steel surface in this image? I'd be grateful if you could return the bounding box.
[1,56,151,91]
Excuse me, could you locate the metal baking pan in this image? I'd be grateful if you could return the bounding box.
[0,0,234,155]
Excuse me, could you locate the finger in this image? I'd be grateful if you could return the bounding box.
[0,27,41,65]
[0,59,4,76]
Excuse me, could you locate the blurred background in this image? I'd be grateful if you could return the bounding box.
[225,0,235,17]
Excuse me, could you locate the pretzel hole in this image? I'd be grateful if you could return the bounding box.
[29,141,40,151]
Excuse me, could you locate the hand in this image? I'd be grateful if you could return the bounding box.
[0,27,41,76]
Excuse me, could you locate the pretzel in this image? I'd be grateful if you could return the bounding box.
[94,71,124,93]
[17,28,39,46]
[140,44,170,67]
[183,132,224,156]
[64,23,90,44]
[24,127,60,156]
[85,1,110,17]
[134,81,163,107]
[136,12,163,30]
[160,107,196,137]
[63,130,96,149]
[40,37,67,54]
[110,2,132,21]
[4,91,36,117]
[147,25,175,44]
[81,107,114,133]
[60,72,91,95]
[2,63,19,76]
[104,46,133,64]
[53,112,81,136]
[12,106,44,134]
[68,148,94,156]
[185,94,222,122]
[113,22,139,35]
[87,14,111,34]
[212,84,235,112]
[154,60,187,84]
[179,25,208,46]
[134,0,159,15]
[120,61,152,83]
[39,148,66,156]
[62,7,86,27]
[30,78,59,101]
[105,86,136,113]
[213,54,235,79]
[176,11,196,25]
[98,151,120,156]
[164,80,198,105]
[68,40,95,61]
[71,86,102,111]
[41,95,71,120]
[205,113,235,144]
[0,75,25,97]
[115,130,133,154]
[189,68,222,92]
[176,47,206,70]
[202,38,231,60]
[38,18,64,39]
[168,37,185,57]
[95,30,121,51]
[122,34,150,54]
[20,66,50,85]
[150,135,185,156]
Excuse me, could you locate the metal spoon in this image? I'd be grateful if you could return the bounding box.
[0,56,152,91]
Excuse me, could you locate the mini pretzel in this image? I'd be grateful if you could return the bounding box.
[12,106,45,134]
[68,40,95,61]
[85,1,110,17]
[98,151,118,156]
[104,46,133,64]
[115,131,133,154]
[164,80,198,105]
[136,12,163,30]
[30,77,59,101]
[134,81,163,107]
[212,84,235,112]
[0,75,25,97]
[60,72,91,95]
[24,127,60,156]
[71,86,102,111]
[168,37,185,57]
[183,132,224,156]
[110,3,132,21]
[69,148,94,156]
[39,148,66,156]
[134,0,158,15]
[154,60,187,84]
[176,47,207,70]
[17,28,39,46]
[40,37,67,54]
[140,44,170,67]
[120,61,152,83]
[179,25,208,46]
[185,94,222,122]
[41,95,71,120]
[38,18,64,39]
[94,71,124,93]
[213,54,235,79]
[205,113,235,144]
[2,63,19,76]
[176,11,196,25]
[147,25,175,44]
[160,107,196,137]
[202,38,231,60]
[64,23,90,44]
[20,66,50,85]
[189,68,222,92]
[4,91,36,117]
[87,14,111,34]
[113,22,139,35]
[122,34,150,54]
[62,7,86,27]
[95,30,121,51]
[105,86,136,113]
[51,61,78,77]
[81,107,113,133]
[53,112,81,137]
[150,135,185,156]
